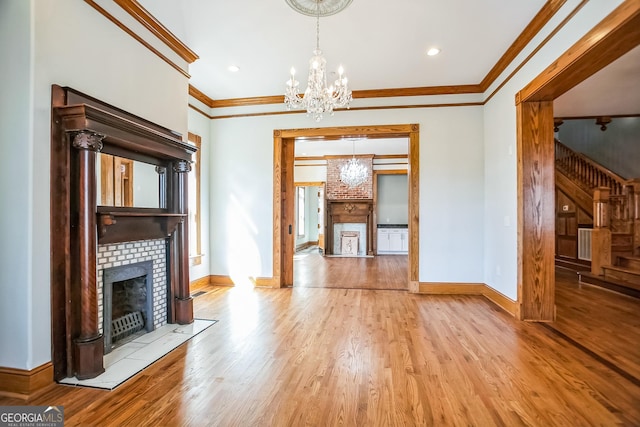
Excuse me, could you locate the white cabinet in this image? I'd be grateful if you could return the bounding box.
[401,230,408,252]
[378,229,391,252]
[377,228,408,254]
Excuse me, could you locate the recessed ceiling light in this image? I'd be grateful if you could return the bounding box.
[228,65,240,72]
[426,48,441,56]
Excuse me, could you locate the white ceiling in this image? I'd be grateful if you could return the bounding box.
[139,0,546,99]
[137,0,639,139]
[554,45,640,117]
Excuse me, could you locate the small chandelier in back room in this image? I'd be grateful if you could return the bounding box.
[284,0,353,122]
[340,139,368,188]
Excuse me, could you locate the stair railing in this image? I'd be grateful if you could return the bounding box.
[555,140,627,195]
[555,140,640,266]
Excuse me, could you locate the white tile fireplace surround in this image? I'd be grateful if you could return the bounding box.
[97,239,168,343]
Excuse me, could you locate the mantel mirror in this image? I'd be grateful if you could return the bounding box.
[97,153,163,208]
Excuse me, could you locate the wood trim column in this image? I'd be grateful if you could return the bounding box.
[408,125,420,292]
[367,203,374,255]
[516,101,555,322]
[70,130,105,379]
[591,187,612,275]
[172,160,193,324]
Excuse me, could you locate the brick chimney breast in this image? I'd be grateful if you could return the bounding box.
[326,156,373,199]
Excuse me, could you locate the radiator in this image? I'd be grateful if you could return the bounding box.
[577,228,592,261]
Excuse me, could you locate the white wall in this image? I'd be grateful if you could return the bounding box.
[0,0,35,370]
[294,164,327,182]
[209,106,485,284]
[483,0,625,299]
[0,0,189,370]
[377,174,408,225]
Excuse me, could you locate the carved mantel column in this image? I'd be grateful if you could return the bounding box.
[70,130,105,379]
[172,160,194,324]
[591,187,611,276]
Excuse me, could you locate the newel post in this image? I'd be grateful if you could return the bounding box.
[70,130,105,379]
[591,186,611,276]
[172,160,194,324]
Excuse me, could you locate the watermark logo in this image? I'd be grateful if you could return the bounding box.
[0,406,64,427]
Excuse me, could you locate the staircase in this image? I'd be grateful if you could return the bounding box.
[602,256,640,290]
[583,255,640,298]
[555,140,640,296]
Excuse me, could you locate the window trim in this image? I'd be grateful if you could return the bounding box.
[188,132,203,266]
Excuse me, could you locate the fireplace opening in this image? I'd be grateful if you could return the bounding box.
[103,260,154,354]
[333,223,367,256]
[340,231,360,256]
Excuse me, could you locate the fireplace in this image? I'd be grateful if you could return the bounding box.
[102,260,159,353]
[326,199,374,255]
[51,85,197,380]
[97,240,168,355]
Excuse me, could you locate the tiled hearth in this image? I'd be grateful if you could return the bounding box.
[59,319,216,390]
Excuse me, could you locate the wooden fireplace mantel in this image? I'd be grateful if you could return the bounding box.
[97,209,186,244]
[326,199,374,255]
[50,85,197,381]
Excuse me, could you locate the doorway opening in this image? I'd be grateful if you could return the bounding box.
[273,125,420,291]
[515,3,640,320]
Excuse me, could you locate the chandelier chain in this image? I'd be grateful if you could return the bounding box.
[316,1,320,51]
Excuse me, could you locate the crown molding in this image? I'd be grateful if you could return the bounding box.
[84,0,190,78]
[113,0,199,63]
[518,0,640,103]
[480,0,567,91]
[188,1,564,109]
[211,95,285,109]
[353,85,482,98]
[89,0,565,108]
[188,84,483,109]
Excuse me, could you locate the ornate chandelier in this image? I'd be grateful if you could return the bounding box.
[340,139,368,188]
[284,0,353,122]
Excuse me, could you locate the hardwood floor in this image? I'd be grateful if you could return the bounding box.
[2,270,639,426]
[550,267,640,382]
[294,249,408,290]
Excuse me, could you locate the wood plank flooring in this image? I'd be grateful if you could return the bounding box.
[294,249,408,290]
[550,267,640,382]
[2,269,639,426]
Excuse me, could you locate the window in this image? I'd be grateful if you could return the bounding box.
[297,187,305,236]
[188,132,202,266]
